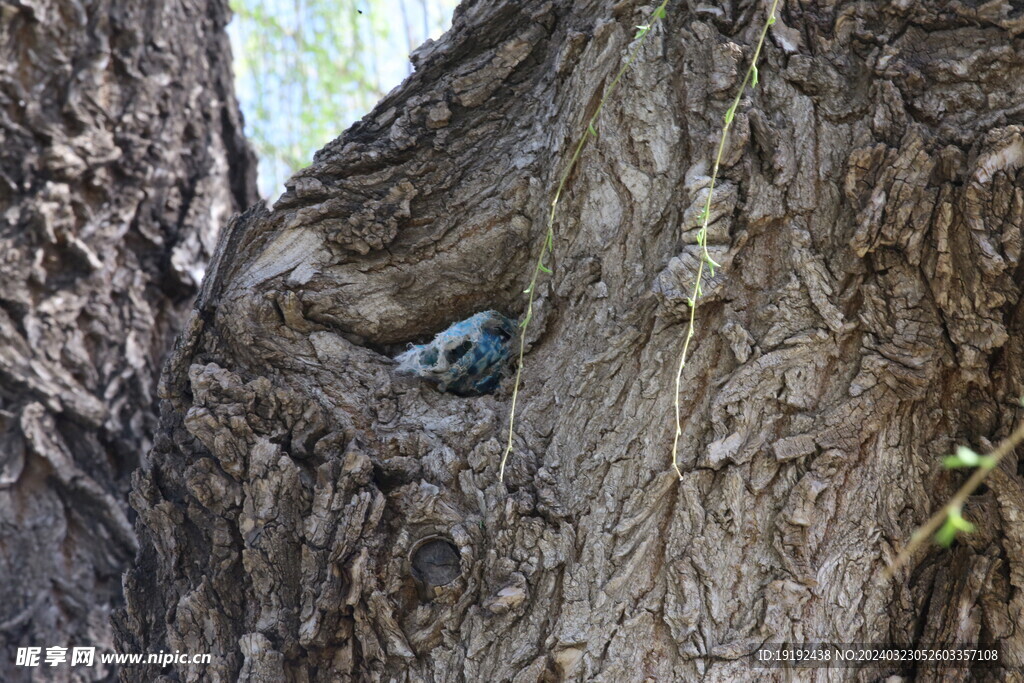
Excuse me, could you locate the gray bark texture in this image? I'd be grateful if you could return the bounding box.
[118,0,1024,681]
[0,0,256,680]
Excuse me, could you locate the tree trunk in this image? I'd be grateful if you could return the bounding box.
[117,0,1024,680]
[0,0,256,680]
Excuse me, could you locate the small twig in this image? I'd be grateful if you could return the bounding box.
[885,418,1024,579]
[670,0,779,480]
[500,1,670,482]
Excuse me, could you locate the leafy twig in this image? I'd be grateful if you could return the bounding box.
[885,416,1024,578]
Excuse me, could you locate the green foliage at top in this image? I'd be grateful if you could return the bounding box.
[229,0,458,198]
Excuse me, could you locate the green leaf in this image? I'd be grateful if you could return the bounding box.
[949,510,975,533]
[936,508,976,547]
[956,446,981,466]
[944,445,981,468]
[686,297,695,308]
[545,231,554,252]
[934,518,959,547]
[653,6,667,20]
[705,253,722,269]
[752,64,759,88]
[538,263,553,274]
[634,24,650,39]
[768,13,776,26]
[588,122,598,137]
[724,102,737,124]
[518,312,532,327]
[523,284,533,295]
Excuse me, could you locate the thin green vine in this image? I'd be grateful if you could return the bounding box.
[500,1,670,482]
[670,0,780,480]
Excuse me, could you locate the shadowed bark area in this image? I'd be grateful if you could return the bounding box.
[0,0,257,680]
[118,0,1023,680]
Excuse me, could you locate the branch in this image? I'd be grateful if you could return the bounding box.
[885,415,1024,579]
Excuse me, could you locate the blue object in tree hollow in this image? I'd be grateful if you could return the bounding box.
[394,311,517,396]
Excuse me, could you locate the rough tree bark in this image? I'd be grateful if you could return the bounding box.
[118,0,1024,680]
[0,1,256,680]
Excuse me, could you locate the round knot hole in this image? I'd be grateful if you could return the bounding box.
[410,537,461,587]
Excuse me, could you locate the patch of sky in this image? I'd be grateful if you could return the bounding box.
[228,0,459,201]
